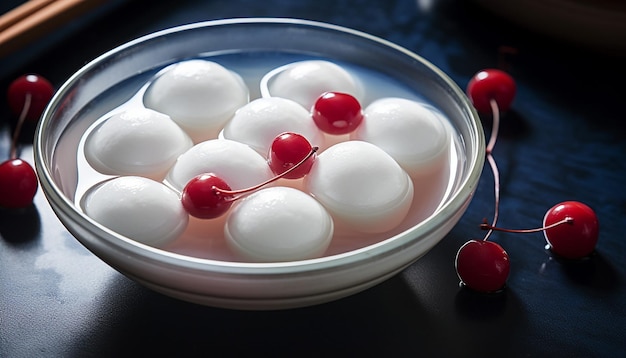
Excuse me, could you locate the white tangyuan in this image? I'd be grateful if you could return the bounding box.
[351,98,451,178]
[164,139,274,193]
[81,176,188,248]
[225,186,333,262]
[222,97,325,155]
[263,60,362,110]
[144,59,249,143]
[304,140,414,233]
[84,107,192,180]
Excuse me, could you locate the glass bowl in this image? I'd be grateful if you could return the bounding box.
[34,18,484,310]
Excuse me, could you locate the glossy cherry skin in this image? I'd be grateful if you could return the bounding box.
[455,239,510,293]
[181,173,234,219]
[7,74,54,122]
[0,159,38,208]
[543,201,599,259]
[466,69,516,114]
[268,132,315,179]
[311,92,363,135]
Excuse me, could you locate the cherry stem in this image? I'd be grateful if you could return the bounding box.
[482,98,501,241]
[215,146,319,198]
[480,216,574,233]
[10,93,31,159]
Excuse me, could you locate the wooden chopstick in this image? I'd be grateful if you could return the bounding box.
[0,0,57,33]
[0,0,106,58]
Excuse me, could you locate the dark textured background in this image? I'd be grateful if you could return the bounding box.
[1,1,624,356]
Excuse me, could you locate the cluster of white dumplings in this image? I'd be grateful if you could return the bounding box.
[81,59,451,262]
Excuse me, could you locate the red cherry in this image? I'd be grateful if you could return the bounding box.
[466,69,516,114]
[0,159,38,208]
[181,173,234,219]
[7,74,54,122]
[543,201,599,259]
[268,132,316,179]
[311,92,363,135]
[455,239,510,293]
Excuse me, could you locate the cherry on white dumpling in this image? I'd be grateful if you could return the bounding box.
[225,186,333,262]
[304,140,413,233]
[81,176,188,248]
[144,59,249,143]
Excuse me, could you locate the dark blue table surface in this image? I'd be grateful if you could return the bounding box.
[1,1,625,357]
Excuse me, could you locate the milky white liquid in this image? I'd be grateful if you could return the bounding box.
[52,52,464,262]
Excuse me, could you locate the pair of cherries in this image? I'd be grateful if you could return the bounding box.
[181,91,363,219]
[0,74,54,209]
[456,69,600,292]
[181,131,318,219]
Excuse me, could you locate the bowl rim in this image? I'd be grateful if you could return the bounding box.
[34,17,485,276]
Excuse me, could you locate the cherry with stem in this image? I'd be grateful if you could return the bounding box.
[182,137,318,219]
[455,95,511,293]
[1,74,53,209]
[476,98,598,260]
